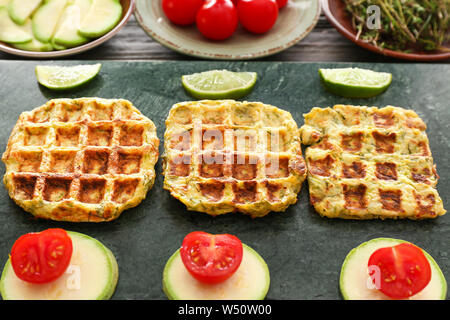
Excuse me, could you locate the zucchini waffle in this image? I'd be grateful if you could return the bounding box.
[300,104,446,220]
[2,98,159,222]
[162,100,307,218]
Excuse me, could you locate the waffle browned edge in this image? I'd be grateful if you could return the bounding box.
[2,98,159,222]
[300,104,446,220]
[162,100,307,218]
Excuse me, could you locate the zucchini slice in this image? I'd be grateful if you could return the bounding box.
[32,0,67,43]
[0,231,118,300]
[8,0,42,25]
[53,0,91,47]
[0,7,32,44]
[163,243,270,300]
[78,0,122,38]
[340,238,447,300]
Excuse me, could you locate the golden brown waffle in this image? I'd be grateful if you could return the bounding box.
[2,98,159,222]
[300,104,446,220]
[162,100,307,218]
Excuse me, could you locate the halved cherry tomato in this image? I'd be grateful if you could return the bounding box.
[237,0,279,34]
[162,0,204,26]
[180,231,243,284]
[10,229,73,284]
[368,243,432,299]
[276,0,288,8]
[196,0,238,41]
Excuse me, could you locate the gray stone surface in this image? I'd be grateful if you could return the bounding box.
[0,61,448,300]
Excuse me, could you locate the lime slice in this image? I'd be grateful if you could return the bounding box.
[319,67,392,98]
[35,63,102,90]
[181,70,257,100]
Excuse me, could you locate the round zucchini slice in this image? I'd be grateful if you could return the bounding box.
[0,231,118,300]
[163,243,270,300]
[340,238,447,300]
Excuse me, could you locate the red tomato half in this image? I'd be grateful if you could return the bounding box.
[10,229,73,284]
[368,243,432,299]
[237,0,279,34]
[196,0,238,41]
[180,231,244,284]
[162,0,204,26]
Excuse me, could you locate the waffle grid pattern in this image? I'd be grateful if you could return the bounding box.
[163,100,307,218]
[300,104,446,219]
[2,98,159,222]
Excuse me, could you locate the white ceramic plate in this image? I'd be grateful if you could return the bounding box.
[0,0,135,59]
[135,0,321,60]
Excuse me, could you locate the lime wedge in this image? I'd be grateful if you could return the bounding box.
[35,63,102,90]
[181,70,257,100]
[319,67,392,98]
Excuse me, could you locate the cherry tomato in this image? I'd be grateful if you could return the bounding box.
[10,229,73,284]
[368,243,432,299]
[162,0,204,26]
[180,231,243,284]
[276,0,288,8]
[237,0,279,34]
[196,0,238,41]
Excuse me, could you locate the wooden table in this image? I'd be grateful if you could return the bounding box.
[0,14,448,62]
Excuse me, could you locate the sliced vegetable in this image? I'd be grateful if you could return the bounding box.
[0,0,10,9]
[0,7,32,44]
[53,0,91,48]
[180,231,243,284]
[164,242,270,299]
[368,242,432,299]
[12,19,53,52]
[51,37,67,51]
[10,228,73,284]
[1,231,118,300]
[0,0,123,52]
[78,0,122,38]
[32,0,68,43]
[340,238,447,300]
[8,0,42,25]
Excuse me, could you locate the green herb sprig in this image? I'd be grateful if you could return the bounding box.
[343,0,450,52]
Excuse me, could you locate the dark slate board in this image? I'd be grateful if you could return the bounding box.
[0,61,448,300]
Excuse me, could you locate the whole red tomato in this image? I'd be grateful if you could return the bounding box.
[237,0,279,34]
[162,0,204,26]
[196,0,238,41]
[276,0,288,8]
